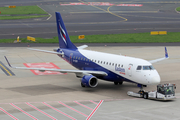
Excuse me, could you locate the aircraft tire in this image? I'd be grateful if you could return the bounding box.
[144,92,148,99]
[114,82,118,85]
[81,82,85,87]
[119,81,123,85]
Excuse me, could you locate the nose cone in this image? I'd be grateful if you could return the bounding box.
[151,75,161,84]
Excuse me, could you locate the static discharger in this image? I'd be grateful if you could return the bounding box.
[78,35,85,39]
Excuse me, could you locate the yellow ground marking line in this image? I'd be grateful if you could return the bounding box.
[78,0,127,22]
[0,64,12,76]
[117,13,180,20]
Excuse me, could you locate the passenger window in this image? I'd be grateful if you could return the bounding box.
[137,66,142,70]
[109,63,111,65]
[121,65,123,67]
[104,62,105,64]
[112,63,114,66]
[107,62,108,65]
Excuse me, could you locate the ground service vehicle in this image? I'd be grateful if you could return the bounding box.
[127,83,176,100]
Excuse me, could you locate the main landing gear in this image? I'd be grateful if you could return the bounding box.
[114,81,123,85]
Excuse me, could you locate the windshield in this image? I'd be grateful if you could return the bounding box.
[143,65,155,70]
[157,86,175,95]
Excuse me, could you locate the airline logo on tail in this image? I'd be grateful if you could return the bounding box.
[58,21,67,45]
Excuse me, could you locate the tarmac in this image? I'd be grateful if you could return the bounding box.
[0,46,180,119]
[0,0,180,39]
[0,0,180,119]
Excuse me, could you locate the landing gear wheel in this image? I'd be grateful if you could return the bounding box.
[114,82,118,85]
[81,83,85,87]
[144,92,148,99]
[119,81,123,85]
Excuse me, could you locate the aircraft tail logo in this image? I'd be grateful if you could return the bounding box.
[56,12,77,49]
[59,23,67,45]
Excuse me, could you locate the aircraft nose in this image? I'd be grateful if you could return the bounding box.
[151,75,161,84]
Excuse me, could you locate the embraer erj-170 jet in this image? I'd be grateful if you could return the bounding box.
[5,12,169,89]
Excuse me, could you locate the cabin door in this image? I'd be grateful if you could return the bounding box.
[128,64,133,77]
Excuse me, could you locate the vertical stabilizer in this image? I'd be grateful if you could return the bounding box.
[56,12,77,49]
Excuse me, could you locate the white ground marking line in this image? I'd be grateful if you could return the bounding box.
[86,100,104,120]
[58,101,88,117]
[37,5,52,20]
[73,101,93,110]
[9,103,38,120]
[42,102,76,120]
[0,107,18,120]
[26,102,57,120]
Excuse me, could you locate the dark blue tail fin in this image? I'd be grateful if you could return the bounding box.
[56,12,77,49]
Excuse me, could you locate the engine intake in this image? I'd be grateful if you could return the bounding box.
[81,75,98,88]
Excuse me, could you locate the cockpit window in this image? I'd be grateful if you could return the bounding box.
[137,66,142,70]
[143,65,155,70]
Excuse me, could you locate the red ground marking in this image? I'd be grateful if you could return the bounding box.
[0,107,18,120]
[73,101,93,110]
[60,3,142,6]
[42,102,76,120]
[10,103,38,120]
[87,2,114,6]
[23,62,66,75]
[60,2,114,6]
[86,100,103,120]
[116,4,143,6]
[89,100,98,105]
[26,102,57,120]
[58,101,88,117]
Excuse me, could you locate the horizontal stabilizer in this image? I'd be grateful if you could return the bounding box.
[77,45,88,49]
[27,48,64,55]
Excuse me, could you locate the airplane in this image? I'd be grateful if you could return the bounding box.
[5,12,169,90]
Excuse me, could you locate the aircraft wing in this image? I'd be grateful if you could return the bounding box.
[4,56,107,77]
[149,47,169,63]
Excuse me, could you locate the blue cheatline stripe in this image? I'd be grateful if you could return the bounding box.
[0,61,15,76]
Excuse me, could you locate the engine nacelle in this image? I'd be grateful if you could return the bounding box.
[81,75,98,88]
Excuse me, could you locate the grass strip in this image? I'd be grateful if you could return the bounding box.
[0,15,49,20]
[176,7,180,12]
[0,6,47,15]
[0,5,49,20]
[0,32,180,43]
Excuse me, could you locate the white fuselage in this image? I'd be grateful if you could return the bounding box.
[77,49,161,85]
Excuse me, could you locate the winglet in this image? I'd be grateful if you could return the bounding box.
[4,56,12,68]
[165,47,168,58]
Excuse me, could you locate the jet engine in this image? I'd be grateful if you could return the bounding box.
[81,75,98,88]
